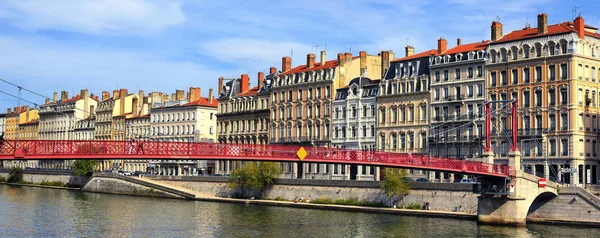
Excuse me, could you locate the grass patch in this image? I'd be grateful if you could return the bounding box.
[310,197,385,207]
[406,203,422,210]
[39,181,66,187]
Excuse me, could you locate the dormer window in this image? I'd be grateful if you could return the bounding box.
[456,53,462,62]
[468,52,474,60]
[443,55,451,63]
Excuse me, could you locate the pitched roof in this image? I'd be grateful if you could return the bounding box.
[182,97,218,108]
[278,56,360,76]
[437,41,490,55]
[493,22,574,43]
[19,119,39,126]
[392,49,437,62]
[237,86,260,97]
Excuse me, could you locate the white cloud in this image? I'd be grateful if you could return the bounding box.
[0,0,185,35]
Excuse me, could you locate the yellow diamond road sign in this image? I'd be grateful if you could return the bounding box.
[297,147,307,161]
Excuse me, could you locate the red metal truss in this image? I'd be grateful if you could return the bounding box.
[0,140,510,177]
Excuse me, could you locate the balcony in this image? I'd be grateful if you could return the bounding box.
[515,128,547,136]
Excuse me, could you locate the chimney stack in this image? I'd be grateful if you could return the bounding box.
[359,51,367,70]
[218,77,224,95]
[282,56,292,72]
[132,97,139,117]
[537,13,548,34]
[119,88,128,115]
[175,90,185,101]
[25,106,30,122]
[113,90,120,100]
[258,71,265,88]
[240,74,250,93]
[437,38,447,54]
[574,15,585,39]
[138,90,144,108]
[405,46,415,57]
[320,50,326,65]
[53,92,58,102]
[307,53,315,68]
[45,98,50,104]
[81,89,89,118]
[380,50,390,77]
[102,91,110,101]
[60,91,68,101]
[345,52,353,63]
[337,53,346,65]
[89,105,95,116]
[491,21,503,41]
[208,88,214,103]
[7,108,11,113]
[457,38,462,46]
[269,67,277,75]
[189,87,201,102]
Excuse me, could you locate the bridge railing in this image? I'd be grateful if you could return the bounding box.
[0,140,510,176]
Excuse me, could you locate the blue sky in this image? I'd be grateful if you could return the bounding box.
[0,0,598,110]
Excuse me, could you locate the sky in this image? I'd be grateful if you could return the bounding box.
[0,0,598,110]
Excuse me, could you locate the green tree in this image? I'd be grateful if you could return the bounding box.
[8,167,24,183]
[228,162,281,198]
[73,160,98,176]
[380,168,411,205]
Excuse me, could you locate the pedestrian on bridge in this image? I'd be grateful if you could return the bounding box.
[0,132,4,154]
[136,137,144,154]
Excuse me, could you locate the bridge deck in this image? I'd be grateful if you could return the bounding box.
[0,140,510,177]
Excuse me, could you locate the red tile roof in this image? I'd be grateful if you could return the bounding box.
[237,86,259,97]
[437,41,490,55]
[392,49,437,62]
[279,56,359,76]
[182,97,218,108]
[493,22,574,43]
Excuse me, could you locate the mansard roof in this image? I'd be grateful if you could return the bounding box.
[392,49,437,62]
[437,41,489,55]
[492,21,600,43]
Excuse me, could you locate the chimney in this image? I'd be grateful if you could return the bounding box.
[380,50,390,77]
[102,91,110,101]
[89,105,95,116]
[60,91,68,101]
[359,51,367,70]
[405,46,415,57]
[189,87,201,102]
[258,71,265,88]
[138,90,144,108]
[45,98,50,104]
[119,88,128,115]
[53,92,58,102]
[240,74,250,93]
[176,90,185,101]
[113,89,120,100]
[208,88,214,103]
[171,93,176,101]
[491,21,503,41]
[25,106,30,122]
[437,38,447,54]
[307,53,315,68]
[320,50,326,65]
[269,67,277,75]
[7,108,11,113]
[574,15,585,39]
[132,97,139,117]
[282,56,292,72]
[537,13,548,34]
[337,53,346,65]
[345,52,353,63]
[457,38,462,46]
[218,77,224,95]
[81,89,89,118]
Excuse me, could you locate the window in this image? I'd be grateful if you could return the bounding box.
[549,139,556,156]
[511,69,518,84]
[561,139,568,156]
[325,86,331,98]
[536,44,542,57]
[490,72,497,86]
[524,46,530,58]
[501,71,507,85]
[523,91,530,107]
[561,113,568,130]
[535,90,542,106]
[342,107,346,118]
[549,114,556,130]
[468,67,473,78]
[443,70,449,81]
[535,66,542,82]
[352,106,357,118]
[477,66,483,77]
[421,105,426,120]
[391,108,397,122]
[362,105,367,117]
[435,71,440,82]
[578,64,583,79]
[455,68,461,79]
[316,87,321,99]
[593,67,597,82]
[524,141,531,156]
[523,67,530,83]
[549,89,556,106]
[561,44,567,54]
[325,104,330,116]
[560,88,568,105]
[298,89,303,100]
[549,64,556,81]
[467,85,474,97]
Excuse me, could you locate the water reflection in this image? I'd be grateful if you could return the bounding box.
[0,185,598,237]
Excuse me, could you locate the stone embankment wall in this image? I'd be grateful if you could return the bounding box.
[82,176,181,198]
[527,187,600,225]
[0,169,87,186]
[154,176,479,213]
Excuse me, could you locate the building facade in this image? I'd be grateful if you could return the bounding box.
[74,117,95,140]
[429,39,489,160]
[486,13,600,185]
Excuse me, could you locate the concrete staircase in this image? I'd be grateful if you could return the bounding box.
[90,173,212,200]
[559,187,600,210]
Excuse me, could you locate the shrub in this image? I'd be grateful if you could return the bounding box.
[406,203,422,210]
[40,181,66,187]
[8,167,24,183]
[0,176,6,182]
[228,162,281,198]
[310,197,385,207]
[73,160,98,176]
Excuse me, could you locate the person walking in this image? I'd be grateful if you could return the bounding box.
[0,132,4,154]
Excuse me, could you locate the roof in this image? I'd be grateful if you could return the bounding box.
[182,97,218,108]
[19,119,39,126]
[392,49,437,62]
[61,95,82,103]
[127,114,150,119]
[237,86,259,97]
[278,56,359,76]
[437,41,490,55]
[493,22,577,43]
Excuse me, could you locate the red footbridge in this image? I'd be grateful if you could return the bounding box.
[0,140,511,177]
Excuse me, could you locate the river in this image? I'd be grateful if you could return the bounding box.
[0,185,598,237]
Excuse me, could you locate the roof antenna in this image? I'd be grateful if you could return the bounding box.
[525,17,530,28]
[496,16,502,22]
[406,37,410,46]
[573,6,582,19]
[324,42,327,51]
[349,45,352,52]
[314,44,320,54]
[290,49,294,58]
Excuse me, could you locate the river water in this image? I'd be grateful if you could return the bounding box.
[0,185,598,237]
